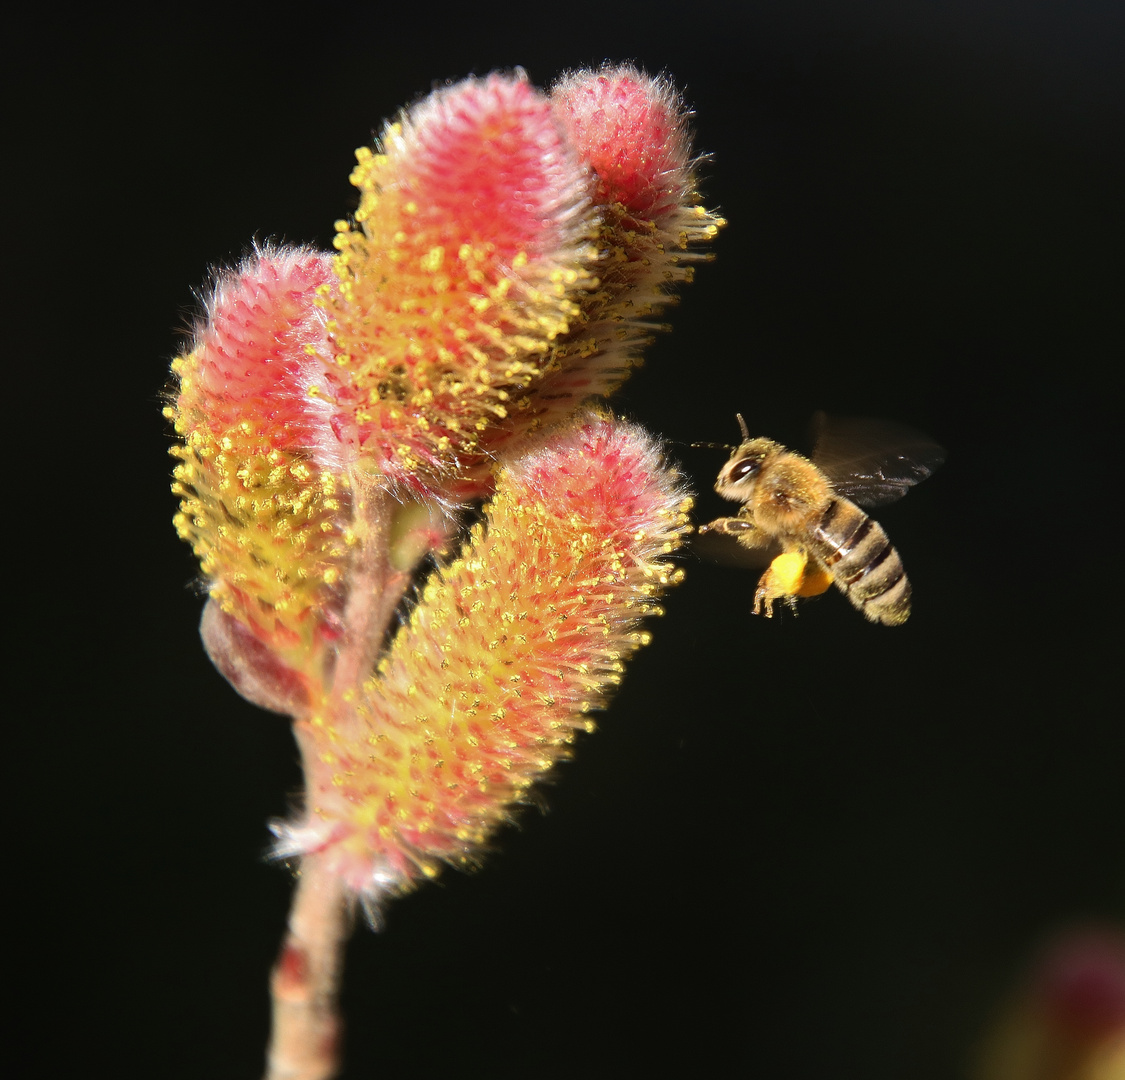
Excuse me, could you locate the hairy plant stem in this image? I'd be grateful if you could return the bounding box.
[264,849,349,1080]
[264,474,416,1080]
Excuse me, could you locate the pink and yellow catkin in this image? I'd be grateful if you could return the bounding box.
[273,414,692,909]
[550,63,723,346]
[171,68,721,518]
[169,68,718,910]
[320,73,597,491]
[448,66,726,498]
[168,247,349,676]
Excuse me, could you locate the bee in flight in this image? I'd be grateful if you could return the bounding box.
[697,413,944,626]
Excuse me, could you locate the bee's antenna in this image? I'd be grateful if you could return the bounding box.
[735,413,750,441]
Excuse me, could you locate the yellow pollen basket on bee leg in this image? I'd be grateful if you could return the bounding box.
[791,557,834,598]
[753,550,834,617]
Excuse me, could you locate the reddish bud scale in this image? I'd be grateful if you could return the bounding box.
[323,74,597,490]
[168,249,349,662]
[277,415,692,906]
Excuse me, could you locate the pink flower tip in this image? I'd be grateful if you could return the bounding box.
[551,64,695,220]
[402,71,592,264]
[182,245,336,456]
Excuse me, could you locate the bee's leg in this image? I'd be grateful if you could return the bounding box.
[698,517,773,556]
[753,551,812,618]
[697,516,757,537]
[752,587,776,618]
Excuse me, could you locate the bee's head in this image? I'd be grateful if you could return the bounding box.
[714,436,782,502]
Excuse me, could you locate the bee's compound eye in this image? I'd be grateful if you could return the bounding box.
[730,457,762,482]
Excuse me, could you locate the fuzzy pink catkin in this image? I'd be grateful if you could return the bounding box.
[168,66,720,919]
[169,247,349,677]
[322,73,597,491]
[434,66,725,501]
[168,68,719,1080]
[273,413,692,911]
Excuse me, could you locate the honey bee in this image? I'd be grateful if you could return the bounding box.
[697,413,944,625]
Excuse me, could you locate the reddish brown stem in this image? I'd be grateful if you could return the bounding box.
[264,851,349,1080]
[265,475,422,1079]
[327,477,402,703]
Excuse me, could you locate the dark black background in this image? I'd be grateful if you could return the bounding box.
[17,2,1122,1077]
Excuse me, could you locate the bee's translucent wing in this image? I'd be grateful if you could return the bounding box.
[810,411,946,508]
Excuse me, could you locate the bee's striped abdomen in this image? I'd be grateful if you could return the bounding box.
[811,498,912,625]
